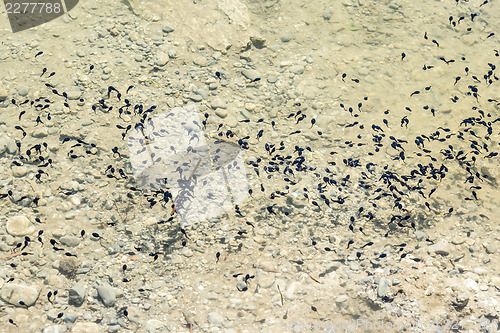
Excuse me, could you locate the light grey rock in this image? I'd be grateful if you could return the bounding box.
[18,87,29,96]
[97,283,116,307]
[154,53,169,66]
[180,247,193,257]
[428,241,451,256]
[145,319,164,333]
[280,35,293,43]
[126,306,141,323]
[42,325,67,333]
[236,279,247,292]
[0,283,39,306]
[210,98,227,109]
[60,236,81,247]
[69,282,86,306]
[289,64,305,75]
[414,230,427,241]
[377,277,389,297]
[66,88,82,100]
[11,165,28,177]
[192,55,208,67]
[250,36,266,49]
[392,279,401,286]
[207,312,224,325]
[32,127,49,138]
[0,86,8,100]
[241,69,260,81]
[162,24,174,33]
[6,215,35,236]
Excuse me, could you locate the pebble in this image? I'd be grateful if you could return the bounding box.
[32,127,49,138]
[58,257,79,276]
[241,69,260,81]
[244,103,255,111]
[180,247,193,257]
[482,242,496,254]
[289,64,305,75]
[280,35,293,43]
[154,53,169,67]
[6,215,35,236]
[126,306,142,323]
[0,283,39,306]
[377,277,389,297]
[42,325,67,333]
[192,55,208,67]
[69,282,86,306]
[60,236,81,247]
[11,165,28,177]
[18,87,29,96]
[0,86,8,100]
[71,322,102,333]
[145,319,164,333]
[207,312,224,325]
[96,283,116,307]
[65,88,82,100]
[211,98,227,109]
[215,108,228,118]
[162,24,175,33]
[427,241,451,256]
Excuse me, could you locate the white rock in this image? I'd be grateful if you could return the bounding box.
[71,322,102,333]
[0,283,39,306]
[6,215,35,236]
[207,311,224,325]
[12,165,28,177]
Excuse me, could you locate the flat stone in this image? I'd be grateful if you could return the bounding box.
[58,257,79,277]
[71,322,102,333]
[18,87,29,96]
[12,165,28,177]
[0,283,39,306]
[145,319,164,332]
[211,98,227,109]
[32,127,49,138]
[68,282,86,306]
[207,312,224,325]
[6,215,35,236]
[289,64,305,75]
[193,55,208,67]
[0,86,8,100]
[241,69,260,81]
[60,236,81,247]
[377,277,389,297]
[126,306,142,323]
[42,325,67,333]
[180,247,193,257]
[66,88,82,100]
[427,241,451,256]
[154,53,169,66]
[162,24,174,33]
[96,283,116,307]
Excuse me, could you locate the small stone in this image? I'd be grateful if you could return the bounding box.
[207,312,224,325]
[6,215,35,236]
[42,325,67,333]
[58,257,79,277]
[60,236,81,247]
[211,98,227,109]
[244,103,255,111]
[289,64,305,75]
[66,88,82,100]
[452,294,469,310]
[12,165,28,177]
[482,242,496,254]
[154,53,169,66]
[236,279,247,292]
[377,277,389,297]
[267,75,277,83]
[280,35,293,43]
[126,306,142,323]
[0,283,39,306]
[18,87,29,96]
[145,319,164,332]
[68,282,86,306]
[180,247,193,257]
[392,279,401,286]
[162,24,174,33]
[427,241,451,256]
[241,69,260,81]
[32,127,49,138]
[0,86,8,101]
[96,283,116,307]
[250,36,266,49]
[215,109,228,118]
[71,322,102,333]
[193,55,208,67]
